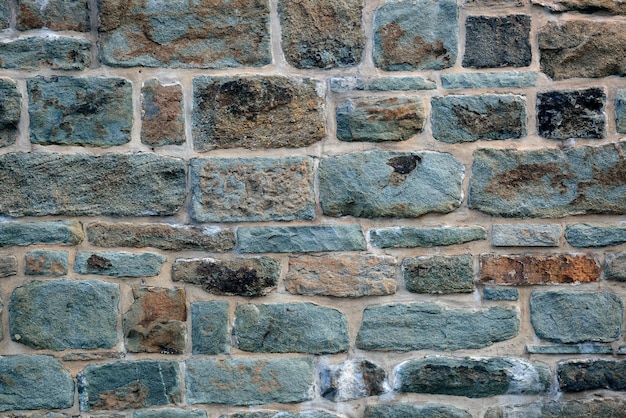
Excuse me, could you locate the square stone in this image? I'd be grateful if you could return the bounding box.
[464,15,531,68]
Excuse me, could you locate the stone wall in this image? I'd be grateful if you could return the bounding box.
[0,0,625,416]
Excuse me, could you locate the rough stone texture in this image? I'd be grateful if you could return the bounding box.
[465,0,524,6]
[279,0,364,69]
[87,222,235,252]
[530,290,623,343]
[403,254,474,294]
[134,410,206,418]
[319,151,463,218]
[565,223,626,247]
[0,153,186,217]
[617,90,626,134]
[9,279,119,351]
[527,345,613,354]
[192,76,325,151]
[441,72,537,89]
[606,251,626,281]
[364,403,472,418]
[191,301,230,355]
[141,79,184,147]
[98,0,270,68]
[480,254,600,285]
[431,94,526,143]
[558,359,626,392]
[0,221,83,246]
[483,288,519,301]
[336,97,425,142]
[75,251,165,277]
[78,361,181,411]
[532,0,626,12]
[284,254,397,297]
[373,0,458,71]
[0,0,7,28]
[370,226,486,248]
[320,360,387,402]
[396,357,549,398]
[190,157,315,222]
[0,355,74,412]
[539,21,626,80]
[0,37,91,70]
[24,250,68,276]
[0,79,22,148]
[62,351,124,362]
[17,0,90,31]
[221,412,340,418]
[492,224,561,247]
[238,225,366,253]
[463,15,531,68]
[484,399,626,418]
[123,287,187,355]
[356,303,519,351]
[0,255,17,278]
[172,257,280,297]
[330,76,436,92]
[469,144,626,217]
[234,303,349,354]
[537,88,605,139]
[185,358,314,405]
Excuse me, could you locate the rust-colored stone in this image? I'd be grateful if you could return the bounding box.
[141,79,184,147]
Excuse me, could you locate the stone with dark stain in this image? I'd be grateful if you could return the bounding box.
[0,37,90,70]
[558,359,626,392]
[75,251,165,277]
[172,257,280,297]
[0,255,16,278]
[17,0,90,31]
[141,79,184,147]
[463,15,531,68]
[0,79,22,148]
[24,250,68,276]
[469,143,626,217]
[537,88,605,139]
[320,360,387,402]
[403,254,474,294]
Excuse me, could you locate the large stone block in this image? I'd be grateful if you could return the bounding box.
[0,221,83,246]
[485,399,626,418]
[558,359,626,392]
[238,225,366,253]
[0,79,21,148]
[565,223,626,247]
[403,254,474,294]
[463,15,531,68]
[17,0,90,31]
[370,226,486,248]
[320,360,387,402]
[191,301,230,355]
[141,79,184,147]
[75,251,165,277]
[364,403,471,418]
[537,88,605,139]
[24,250,68,276]
[0,37,90,70]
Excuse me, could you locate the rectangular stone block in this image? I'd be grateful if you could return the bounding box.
[527,345,612,354]
[17,0,90,31]
[321,359,387,402]
[99,0,270,68]
[185,358,314,405]
[565,223,626,247]
[190,156,315,222]
[483,287,519,301]
[617,90,626,134]
[441,72,537,89]
[0,79,22,148]
[24,250,68,276]
[134,409,207,418]
[141,79,184,147]
[485,399,626,418]
[0,0,8,29]
[0,153,186,217]
[192,76,325,151]
[370,226,486,248]
[532,0,626,13]
[75,251,165,277]
[0,221,83,246]
[463,15,531,68]
[365,403,472,418]
[480,254,600,285]
[191,301,230,355]
[0,255,17,278]
[469,144,626,217]
[537,88,605,139]
[330,76,435,92]
[0,37,90,70]
[558,359,626,392]
[492,224,561,247]
[403,254,474,294]
[238,225,366,253]
[606,251,626,281]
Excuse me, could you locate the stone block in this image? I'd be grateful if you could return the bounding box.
[441,71,537,89]
[558,359,626,392]
[364,403,472,418]
[134,410,206,418]
[0,0,7,28]
[617,90,626,134]
[141,79,184,147]
[0,221,83,246]
[565,223,626,247]
[320,360,387,402]
[0,255,17,278]
[532,0,626,12]
[463,15,531,68]
[75,251,165,277]
[370,226,486,248]
[483,288,519,301]
[238,225,366,253]
[24,250,68,276]
[330,76,435,92]
[17,0,90,31]
[606,251,626,281]
[221,412,340,418]
[191,301,230,355]
[465,0,524,6]
[492,224,561,247]
[0,37,90,70]
[537,88,605,139]
[403,254,474,294]
[0,79,22,148]
[527,345,612,354]
[485,399,626,418]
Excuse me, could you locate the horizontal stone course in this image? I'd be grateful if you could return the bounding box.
[75,251,165,277]
[221,411,340,418]
[441,71,537,89]
[134,409,207,418]
[0,37,91,70]
[364,403,471,418]
[527,345,613,354]
[533,0,626,13]
[483,288,519,301]
[238,225,366,253]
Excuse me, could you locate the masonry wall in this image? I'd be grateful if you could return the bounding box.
[0,0,625,416]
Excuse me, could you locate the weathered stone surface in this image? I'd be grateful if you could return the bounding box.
[330,76,435,92]
[279,0,363,69]
[464,15,531,68]
[320,360,387,402]
[485,399,626,418]
[123,287,186,355]
[134,409,206,418]
[370,226,486,248]
[527,345,612,354]
[172,257,280,297]
[5,413,73,418]
[492,224,561,247]
[532,0,626,13]
[24,250,68,276]
[365,403,472,418]
[78,360,181,411]
[62,351,124,362]
[403,254,474,294]
[465,0,524,6]
[373,0,458,71]
[540,21,626,80]
[192,76,325,151]
[336,97,425,142]
[483,288,519,301]
[606,251,626,281]
[191,301,229,355]
[0,221,83,246]
[0,79,21,148]
[531,290,623,343]
[99,0,270,68]
[17,0,89,31]
[0,255,17,278]
[221,412,340,418]
[357,303,519,351]
[9,279,119,350]
[0,355,74,412]
[0,153,186,216]
[558,359,626,392]
[396,357,549,398]
[432,94,526,143]
[234,303,349,354]
[565,223,626,247]
[469,144,626,217]
[0,37,90,70]
[75,251,165,277]
[238,225,366,253]
[441,71,537,89]
[480,254,599,285]
[617,90,626,134]
[285,254,397,297]
[186,358,314,405]
[537,88,605,139]
[190,157,315,222]
[0,0,7,29]
[319,151,463,218]
[141,79,184,147]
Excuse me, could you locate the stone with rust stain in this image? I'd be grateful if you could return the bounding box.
[532,0,626,14]
[0,79,21,148]
[141,79,184,147]
[192,76,325,151]
[24,250,68,276]
[0,37,90,70]
[558,359,626,392]
[537,88,605,139]
[485,399,626,418]
[480,254,600,285]
[17,0,90,31]
[172,257,280,297]
[0,255,17,278]
[403,254,474,294]
[373,0,458,71]
[285,254,397,297]
[320,360,387,402]
[123,287,187,355]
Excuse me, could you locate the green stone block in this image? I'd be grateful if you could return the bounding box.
[403,254,474,294]
[370,226,486,248]
[441,71,537,89]
[565,223,626,247]
[75,251,165,277]
[191,301,230,355]
[0,79,21,147]
[364,403,472,418]
[238,225,366,253]
[485,399,626,418]
[0,37,90,70]
[330,76,436,92]
[17,0,90,31]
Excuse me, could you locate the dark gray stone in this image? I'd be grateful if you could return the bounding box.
[403,254,474,294]
[0,37,90,70]
[370,226,486,248]
[527,345,612,354]
[492,224,561,247]
[0,221,83,246]
[0,79,21,148]
[134,409,206,418]
[24,250,68,276]
[565,223,626,247]
[0,255,17,278]
[532,0,626,13]
[364,403,472,418]
[75,251,165,277]
[537,88,605,139]
[606,251,626,281]
[141,79,185,147]
[191,301,230,355]
[558,359,626,392]
[463,15,531,68]
[483,288,519,301]
[0,0,7,28]
[330,76,436,92]
[17,0,90,31]
[441,72,537,89]
[234,303,349,354]
[238,225,366,253]
[320,360,387,402]
[485,399,626,418]
[617,90,626,134]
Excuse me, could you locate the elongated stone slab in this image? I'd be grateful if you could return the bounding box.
[441,72,537,89]
[330,76,435,92]
[485,399,626,418]
[0,37,90,70]
[75,251,165,277]
[492,224,561,247]
[565,223,626,247]
[364,403,471,418]
[532,0,626,13]
[0,79,21,147]
[0,221,83,246]
[238,225,366,253]
[370,226,486,248]
[558,359,626,392]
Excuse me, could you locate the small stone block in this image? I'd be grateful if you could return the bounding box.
[24,250,68,276]
[441,72,537,89]
[370,226,486,248]
[617,90,626,134]
[0,79,22,148]
[526,345,613,354]
[75,251,165,277]
[532,0,626,13]
[558,359,626,392]
[463,15,531,68]
[538,88,605,139]
[0,37,90,70]
[320,360,387,402]
[492,224,561,247]
[0,255,17,278]
[238,225,366,253]
[364,403,472,418]
[485,399,626,418]
[220,412,340,418]
[17,0,90,31]
[191,301,230,355]
[606,251,626,281]
[0,221,83,246]
[483,287,519,301]
[403,254,474,294]
[0,0,8,28]
[565,223,626,247]
[134,409,207,418]
[330,76,436,92]
[141,79,184,147]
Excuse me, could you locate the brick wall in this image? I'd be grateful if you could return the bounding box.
[0,0,625,416]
